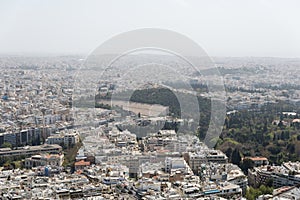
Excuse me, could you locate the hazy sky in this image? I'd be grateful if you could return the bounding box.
[0,0,300,57]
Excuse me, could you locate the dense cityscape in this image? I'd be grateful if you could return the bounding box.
[0,56,299,199]
[1,0,300,199]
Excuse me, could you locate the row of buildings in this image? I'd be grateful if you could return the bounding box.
[249,161,300,188]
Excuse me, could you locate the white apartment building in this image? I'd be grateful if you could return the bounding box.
[46,131,80,147]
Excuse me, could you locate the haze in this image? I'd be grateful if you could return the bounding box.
[0,0,299,57]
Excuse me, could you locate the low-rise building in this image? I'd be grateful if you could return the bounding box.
[25,153,64,168]
[245,156,269,166]
[46,130,80,147]
[0,144,62,158]
[74,160,90,171]
[187,150,228,174]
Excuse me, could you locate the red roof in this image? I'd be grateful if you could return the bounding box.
[74,160,90,166]
[246,156,268,161]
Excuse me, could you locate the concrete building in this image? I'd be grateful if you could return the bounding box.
[165,157,190,173]
[244,156,269,167]
[248,163,300,188]
[187,150,228,174]
[0,144,62,158]
[46,130,80,147]
[74,160,90,171]
[25,153,64,168]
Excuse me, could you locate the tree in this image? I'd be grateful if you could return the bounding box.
[231,148,242,166]
[225,147,233,162]
[266,178,273,187]
[241,158,254,174]
[278,120,284,128]
[1,142,12,149]
[245,186,273,200]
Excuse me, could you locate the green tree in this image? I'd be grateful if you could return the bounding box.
[1,142,12,149]
[241,158,254,174]
[245,186,273,200]
[231,148,242,166]
[225,147,233,162]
